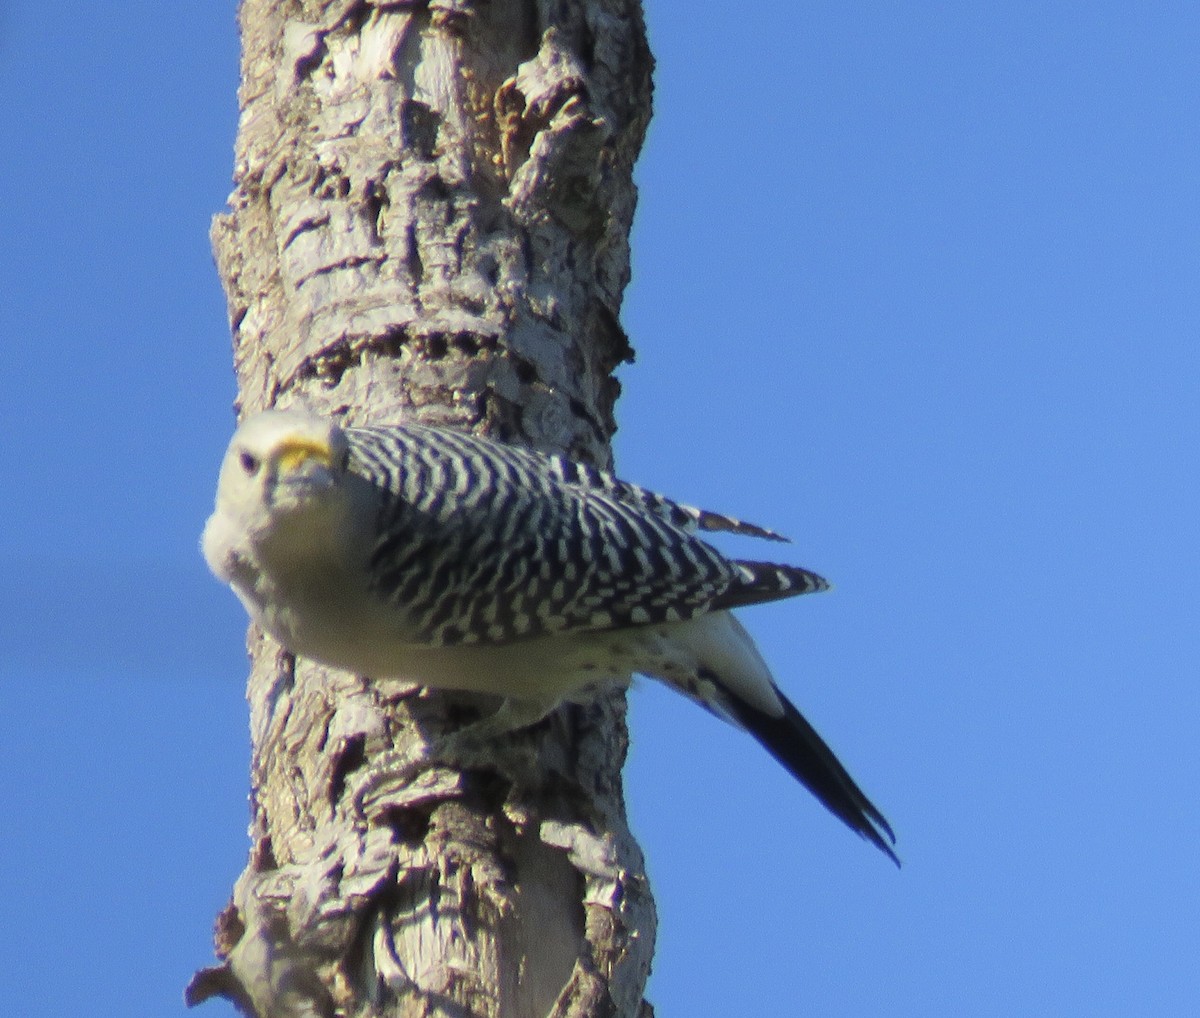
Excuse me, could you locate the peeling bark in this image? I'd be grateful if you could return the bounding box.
[189,2,656,1015]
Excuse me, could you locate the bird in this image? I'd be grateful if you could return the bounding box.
[202,408,898,863]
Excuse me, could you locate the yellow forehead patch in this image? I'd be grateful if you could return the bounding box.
[276,437,333,473]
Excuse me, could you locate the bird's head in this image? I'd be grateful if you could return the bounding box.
[203,409,352,580]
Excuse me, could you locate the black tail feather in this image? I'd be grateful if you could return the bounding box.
[726,689,900,866]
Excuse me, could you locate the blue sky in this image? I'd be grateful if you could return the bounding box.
[2,4,1197,1015]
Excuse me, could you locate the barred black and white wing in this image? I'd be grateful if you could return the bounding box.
[348,423,827,648]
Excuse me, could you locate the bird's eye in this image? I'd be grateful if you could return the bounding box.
[239,451,261,475]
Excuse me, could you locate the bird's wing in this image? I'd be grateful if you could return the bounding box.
[353,425,822,647]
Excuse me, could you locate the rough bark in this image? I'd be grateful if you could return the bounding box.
[187,2,655,1016]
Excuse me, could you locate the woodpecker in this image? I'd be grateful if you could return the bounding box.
[203,409,897,863]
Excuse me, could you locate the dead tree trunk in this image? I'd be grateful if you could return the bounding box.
[187,2,655,1016]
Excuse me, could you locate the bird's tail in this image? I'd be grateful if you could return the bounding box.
[723,687,899,865]
[648,611,899,864]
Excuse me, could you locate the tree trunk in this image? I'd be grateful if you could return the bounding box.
[187,2,655,1016]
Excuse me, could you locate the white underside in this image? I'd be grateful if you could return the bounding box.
[255,573,786,723]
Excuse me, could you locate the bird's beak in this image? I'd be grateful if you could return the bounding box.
[276,438,334,474]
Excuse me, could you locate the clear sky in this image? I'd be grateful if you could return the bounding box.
[1,3,1197,1015]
